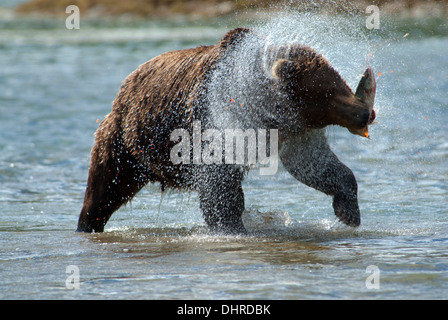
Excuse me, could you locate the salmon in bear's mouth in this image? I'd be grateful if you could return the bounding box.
[369,109,376,124]
[351,67,377,138]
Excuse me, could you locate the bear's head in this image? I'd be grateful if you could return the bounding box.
[271,45,376,137]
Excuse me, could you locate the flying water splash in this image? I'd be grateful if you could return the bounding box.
[207,9,387,130]
[254,10,384,96]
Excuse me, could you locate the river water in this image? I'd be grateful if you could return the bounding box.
[0,7,447,300]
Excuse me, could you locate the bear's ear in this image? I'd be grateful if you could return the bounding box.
[271,59,298,81]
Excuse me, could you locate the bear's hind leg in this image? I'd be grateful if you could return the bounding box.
[196,165,247,235]
[77,129,151,232]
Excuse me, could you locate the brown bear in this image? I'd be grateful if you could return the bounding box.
[77,28,376,234]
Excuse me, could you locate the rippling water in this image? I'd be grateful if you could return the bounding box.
[0,8,447,299]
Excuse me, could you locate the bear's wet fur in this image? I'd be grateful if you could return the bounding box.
[77,28,371,234]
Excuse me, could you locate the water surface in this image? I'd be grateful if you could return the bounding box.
[0,11,447,299]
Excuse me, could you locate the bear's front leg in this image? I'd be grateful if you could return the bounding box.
[280,130,361,227]
[195,164,247,235]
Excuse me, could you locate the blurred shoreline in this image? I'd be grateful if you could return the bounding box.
[11,0,448,20]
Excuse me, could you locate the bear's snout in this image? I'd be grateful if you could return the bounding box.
[325,96,369,128]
